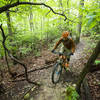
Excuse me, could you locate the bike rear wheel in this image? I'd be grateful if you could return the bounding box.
[52,63,62,84]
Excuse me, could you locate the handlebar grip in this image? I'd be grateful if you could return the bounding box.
[52,51,63,55]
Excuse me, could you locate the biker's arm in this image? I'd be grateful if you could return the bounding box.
[53,37,63,50]
[71,39,75,54]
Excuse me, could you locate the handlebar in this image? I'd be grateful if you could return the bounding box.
[52,51,73,56]
[52,51,64,56]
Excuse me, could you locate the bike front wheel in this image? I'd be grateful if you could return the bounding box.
[52,63,62,84]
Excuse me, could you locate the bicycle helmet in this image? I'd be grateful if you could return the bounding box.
[62,31,70,38]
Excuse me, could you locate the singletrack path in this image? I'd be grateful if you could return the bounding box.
[27,39,88,100]
[0,39,89,100]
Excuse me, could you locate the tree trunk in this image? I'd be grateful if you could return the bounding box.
[40,0,45,40]
[67,0,69,26]
[58,0,63,30]
[90,63,100,73]
[76,0,84,43]
[29,0,34,32]
[77,14,82,42]
[76,40,100,94]
[6,11,13,35]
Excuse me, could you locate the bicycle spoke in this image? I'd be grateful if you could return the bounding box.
[52,63,62,84]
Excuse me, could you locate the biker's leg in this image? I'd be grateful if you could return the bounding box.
[60,47,66,67]
[64,49,71,68]
[65,56,70,68]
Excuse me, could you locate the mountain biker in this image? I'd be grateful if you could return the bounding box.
[51,31,75,68]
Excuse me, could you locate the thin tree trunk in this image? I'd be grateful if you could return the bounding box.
[6,11,13,35]
[29,9,34,32]
[40,0,42,39]
[58,0,63,30]
[76,40,100,94]
[46,18,49,46]
[40,0,45,40]
[0,24,39,86]
[67,0,69,26]
[29,0,34,32]
[76,0,84,42]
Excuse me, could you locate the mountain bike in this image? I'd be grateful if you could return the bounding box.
[51,51,70,84]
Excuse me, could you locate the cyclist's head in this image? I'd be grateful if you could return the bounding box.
[62,31,70,39]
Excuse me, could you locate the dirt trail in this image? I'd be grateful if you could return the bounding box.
[25,39,88,100]
[0,39,89,100]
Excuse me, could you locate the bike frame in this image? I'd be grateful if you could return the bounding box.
[53,51,68,68]
[51,51,69,84]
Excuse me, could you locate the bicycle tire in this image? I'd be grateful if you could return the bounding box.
[52,63,62,84]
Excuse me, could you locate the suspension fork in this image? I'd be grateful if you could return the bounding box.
[59,55,66,67]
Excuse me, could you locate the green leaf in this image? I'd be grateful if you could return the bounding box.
[65,86,79,100]
[24,93,30,100]
[95,60,100,65]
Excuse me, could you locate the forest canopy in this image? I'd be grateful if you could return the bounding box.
[0,0,99,59]
[0,0,100,100]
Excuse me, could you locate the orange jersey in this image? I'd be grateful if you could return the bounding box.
[53,37,75,53]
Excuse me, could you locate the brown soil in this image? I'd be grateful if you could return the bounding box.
[0,38,99,100]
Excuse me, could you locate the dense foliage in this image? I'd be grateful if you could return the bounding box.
[0,0,99,58]
[65,86,79,100]
[0,0,100,99]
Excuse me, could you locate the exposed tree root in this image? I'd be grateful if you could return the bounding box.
[15,63,54,78]
[76,40,100,94]
[0,24,40,86]
[90,64,100,73]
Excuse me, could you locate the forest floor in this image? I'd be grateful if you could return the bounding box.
[0,37,100,100]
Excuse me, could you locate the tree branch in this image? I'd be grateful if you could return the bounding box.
[0,1,67,21]
[0,24,12,75]
[76,40,100,94]
[45,10,51,16]
[90,64,100,73]
[7,9,18,13]
[0,70,3,82]
[0,24,40,86]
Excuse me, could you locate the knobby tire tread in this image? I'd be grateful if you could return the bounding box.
[52,63,62,84]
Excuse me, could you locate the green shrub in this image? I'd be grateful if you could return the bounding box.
[0,44,4,58]
[65,86,79,100]
[95,60,100,65]
[90,32,100,41]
